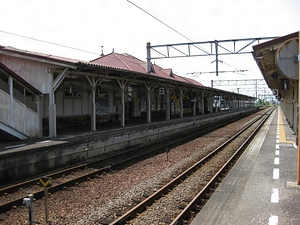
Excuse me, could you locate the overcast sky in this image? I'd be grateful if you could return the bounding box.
[1,0,299,95]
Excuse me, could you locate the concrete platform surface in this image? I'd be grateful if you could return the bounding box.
[191,107,300,225]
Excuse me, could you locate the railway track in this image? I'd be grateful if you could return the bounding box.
[0,109,252,214]
[107,107,274,225]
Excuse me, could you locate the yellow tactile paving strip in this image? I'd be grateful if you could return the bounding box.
[278,108,294,144]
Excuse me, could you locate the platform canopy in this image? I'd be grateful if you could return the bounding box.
[252,31,299,99]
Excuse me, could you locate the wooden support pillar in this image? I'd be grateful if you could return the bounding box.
[179,90,184,118]
[297,31,300,185]
[193,97,196,116]
[117,79,128,127]
[49,68,69,137]
[165,88,171,121]
[91,83,96,131]
[121,86,125,127]
[8,76,14,127]
[86,75,100,131]
[145,84,153,123]
[147,90,151,123]
[215,96,219,112]
[201,93,205,114]
[210,94,213,113]
[197,95,201,114]
[49,87,56,138]
[37,96,43,138]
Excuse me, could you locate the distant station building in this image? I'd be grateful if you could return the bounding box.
[0,45,255,141]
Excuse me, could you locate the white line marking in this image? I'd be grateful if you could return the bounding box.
[276,135,279,139]
[273,168,279,179]
[271,188,279,203]
[275,150,279,156]
[37,140,52,143]
[276,139,279,144]
[275,144,280,149]
[274,157,279,165]
[269,215,278,225]
[5,144,26,149]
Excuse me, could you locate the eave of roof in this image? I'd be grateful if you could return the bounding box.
[252,31,299,95]
[253,32,298,52]
[0,45,78,69]
[78,64,254,98]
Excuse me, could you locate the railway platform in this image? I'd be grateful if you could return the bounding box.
[191,107,300,225]
[0,108,259,184]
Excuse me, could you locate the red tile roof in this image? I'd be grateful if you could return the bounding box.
[0,45,204,87]
[91,52,204,86]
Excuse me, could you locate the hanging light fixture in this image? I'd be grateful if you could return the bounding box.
[68,75,73,94]
[96,85,101,94]
[68,83,73,94]
[282,79,289,90]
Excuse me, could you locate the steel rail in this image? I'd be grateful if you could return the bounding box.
[170,107,274,225]
[109,107,275,225]
[0,110,249,214]
[0,163,88,196]
[1,109,245,195]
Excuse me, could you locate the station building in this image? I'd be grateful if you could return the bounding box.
[0,45,255,141]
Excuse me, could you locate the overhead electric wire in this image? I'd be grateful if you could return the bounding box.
[0,30,100,56]
[126,0,208,54]
[186,59,248,76]
[127,0,193,43]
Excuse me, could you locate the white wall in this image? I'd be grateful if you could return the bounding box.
[0,89,39,137]
[0,55,53,94]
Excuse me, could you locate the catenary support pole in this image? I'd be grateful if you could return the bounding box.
[146,42,151,74]
[215,40,219,76]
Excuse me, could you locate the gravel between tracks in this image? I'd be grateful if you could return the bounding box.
[0,113,260,225]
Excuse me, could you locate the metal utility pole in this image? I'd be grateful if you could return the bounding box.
[215,40,219,76]
[211,79,270,99]
[146,37,277,76]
